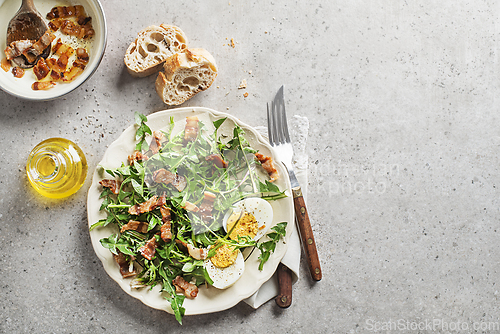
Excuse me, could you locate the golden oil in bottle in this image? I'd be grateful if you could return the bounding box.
[26,138,88,199]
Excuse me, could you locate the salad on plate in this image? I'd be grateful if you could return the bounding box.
[89,111,289,323]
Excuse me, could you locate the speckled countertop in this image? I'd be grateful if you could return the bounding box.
[1,1,500,333]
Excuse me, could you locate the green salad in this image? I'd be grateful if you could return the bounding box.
[90,113,287,324]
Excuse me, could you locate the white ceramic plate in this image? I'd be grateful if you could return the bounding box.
[87,107,293,316]
[0,0,106,100]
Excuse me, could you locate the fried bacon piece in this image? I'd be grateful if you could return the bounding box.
[52,39,74,72]
[183,201,199,212]
[76,48,89,65]
[50,69,62,81]
[255,153,279,182]
[99,179,121,194]
[160,206,172,242]
[171,174,187,192]
[120,220,148,233]
[4,40,33,60]
[22,50,37,64]
[62,61,85,82]
[46,5,87,19]
[1,58,11,72]
[199,191,216,222]
[128,195,166,215]
[31,31,56,55]
[12,67,24,78]
[52,39,72,56]
[153,168,175,184]
[153,169,187,192]
[60,19,95,39]
[172,276,199,298]
[45,57,56,69]
[139,236,158,260]
[113,252,136,278]
[33,58,50,80]
[205,154,228,168]
[184,116,199,142]
[128,150,149,165]
[31,81,56,90]
[48,19,63,31]
[149,131,166,155]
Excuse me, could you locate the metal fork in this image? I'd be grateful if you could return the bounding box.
[267,85,322,282]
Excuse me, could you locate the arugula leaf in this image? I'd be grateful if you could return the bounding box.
[134,112,152,151]
[89,218,107,231]
[166,293,186,324]
[100,234,135,256]
[131,178,143,197]
[160,275,186,324]
[148,214,162,232]
[213,117,227,131]
[257,222,287,270]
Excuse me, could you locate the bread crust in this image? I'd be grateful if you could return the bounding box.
[155,48,217,105]
[124,24,188,77]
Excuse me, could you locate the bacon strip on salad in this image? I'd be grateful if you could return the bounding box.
[99,179,121,194]
[128,150,149,165]
[153,169,187,192]
[139,236,159,260]
[121,220,149,234]
[160,206,172,242]
[128,195,166,215]
[205,154,228,168]
[113,252,137,278]
[184,116,199,142]
[149,131,166,155]
[198,191,216,222]
[255,153,279,182]
[172,276,199,298]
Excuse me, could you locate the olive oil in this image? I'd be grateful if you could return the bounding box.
[26,138,87,199]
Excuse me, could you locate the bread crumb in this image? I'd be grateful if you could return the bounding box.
[248,70,252,74]
[230,38,235,48]
[243,92,249,98]
[238,79,247,89]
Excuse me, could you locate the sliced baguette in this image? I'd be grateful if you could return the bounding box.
[124,24,188,77]
[155,48,217,105]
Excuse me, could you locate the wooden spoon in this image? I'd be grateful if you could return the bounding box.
[6,0,50,68]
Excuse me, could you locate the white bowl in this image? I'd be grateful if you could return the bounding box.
[0,0,106,101]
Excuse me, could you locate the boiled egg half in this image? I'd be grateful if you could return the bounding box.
[204,244,245,289]
[223,197,274,241]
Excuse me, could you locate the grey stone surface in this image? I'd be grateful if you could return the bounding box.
[1,0,500,333]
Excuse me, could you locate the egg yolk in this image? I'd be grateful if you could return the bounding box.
[227,211,258,240]
[210,244,238,268]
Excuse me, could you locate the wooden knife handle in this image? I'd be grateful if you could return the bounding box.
[293,188,322,281]
[275,263,292,308]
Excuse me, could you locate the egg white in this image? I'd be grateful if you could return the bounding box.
[223,197,274,241]
[204,248,245,289]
